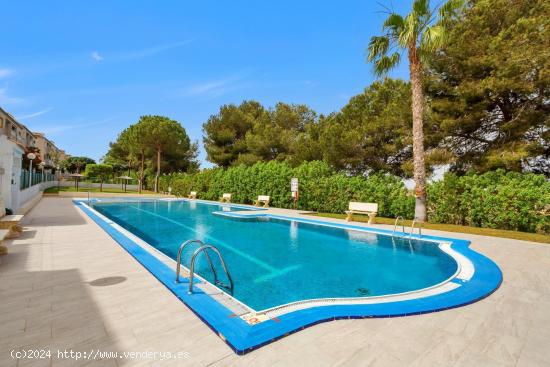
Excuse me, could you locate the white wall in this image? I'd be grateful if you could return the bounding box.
[0,135,24,210]
[15,181,58,210]
[0,135,61,212]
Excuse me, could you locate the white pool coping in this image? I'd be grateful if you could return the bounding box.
[76,199,475,322]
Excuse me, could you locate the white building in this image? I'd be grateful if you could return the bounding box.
[0,107,62,213]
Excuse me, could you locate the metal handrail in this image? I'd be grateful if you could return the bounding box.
[176,239,218,283]
[393,216,405,234]
[189,245,234,295]
[409,220,422,237]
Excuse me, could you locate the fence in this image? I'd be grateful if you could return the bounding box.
[20,169,56,190]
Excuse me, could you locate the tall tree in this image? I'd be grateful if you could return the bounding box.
[426,0,550,176]
[139,115,196,192]
[367,0,465,221]
[84,164,113,192]
[244,103,317,165]
[318,78,414,176]
[105,126,147,192]
[127,124,150,193]
[62,156,96,173]
[203,101,266,167]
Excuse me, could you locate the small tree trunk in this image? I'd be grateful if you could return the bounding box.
[100,179,103,192]
[154,148,161,193]
[409,44,427,222]
[139,151,145,194]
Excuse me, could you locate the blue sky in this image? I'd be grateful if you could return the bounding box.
[0,1,410,166]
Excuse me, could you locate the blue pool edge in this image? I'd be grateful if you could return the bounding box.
[73,199,503,355]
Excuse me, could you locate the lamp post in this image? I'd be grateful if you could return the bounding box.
[39,162,45,183]
[57,166,61,191]
[27,152,36,187]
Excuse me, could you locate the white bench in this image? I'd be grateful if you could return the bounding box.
[255,195,270,207]
[0,229,9,255]
[345,202,378,224]
[188,191,197,199]
[219,193,232,203]
[0,197,24,239]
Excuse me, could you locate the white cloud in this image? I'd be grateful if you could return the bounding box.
[91,51,104,62]
[35,117,115,136]
[303,80,319,87]
[114,40,194,61]
[90,40,194,64]
[16,107,54,120]
[0,68,13,78]
[181,75,245,98]
[0,85,25,105]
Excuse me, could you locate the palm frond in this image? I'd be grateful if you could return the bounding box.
[382,13,405,36]
[439,0,465,19]
[413,0,431,17]
[367,36,390,61]
[398,13,420,47]
[420,24,446,52]
[373,52,401,76]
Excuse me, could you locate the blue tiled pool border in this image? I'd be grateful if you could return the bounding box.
[74,199,502,355]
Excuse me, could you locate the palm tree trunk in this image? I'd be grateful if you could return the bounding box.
[409,45,427,222]
[154,148,161,193]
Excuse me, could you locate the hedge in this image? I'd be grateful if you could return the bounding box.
[427,170,550,234]
[159,162,550,234]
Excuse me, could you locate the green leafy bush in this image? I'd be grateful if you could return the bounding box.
[428,170,550,234]
[167,161,414,219]
[163,164,549,234]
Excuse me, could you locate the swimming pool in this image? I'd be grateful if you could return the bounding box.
[77,198,502,354]
[91,199,458,311]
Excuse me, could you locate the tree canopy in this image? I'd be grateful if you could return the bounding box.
[318,79,414,176]
[105,115,198,192]
[84,163,113,191]
[201,80,428,177]
[62,156,96,173]
[426,0,550,175]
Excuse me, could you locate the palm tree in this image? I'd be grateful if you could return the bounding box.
[367,0,464,221]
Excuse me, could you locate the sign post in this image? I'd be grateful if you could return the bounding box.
[291,177,299,210]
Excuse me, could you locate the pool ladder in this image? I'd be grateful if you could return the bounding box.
[175,239,234,295]
[393,216,422,237]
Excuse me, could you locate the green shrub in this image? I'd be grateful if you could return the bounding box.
[164,163,549,234]
[427,170,550,234]
[168,161,413,219]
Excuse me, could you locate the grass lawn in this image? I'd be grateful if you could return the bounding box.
[44,186,156,195]
[312,212,550,244]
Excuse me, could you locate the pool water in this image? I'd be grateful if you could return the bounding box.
[91,200,458,311]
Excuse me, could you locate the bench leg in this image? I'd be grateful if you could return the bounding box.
[6,224,22,239]
[368,213,377,225]
[346,212,353,222]
[0,243,7,255]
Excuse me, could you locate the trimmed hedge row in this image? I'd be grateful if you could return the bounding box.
[159,161,414,219]
[159,161,550,234]
[427,170,550,234]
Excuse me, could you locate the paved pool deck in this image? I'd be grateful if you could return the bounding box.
[1,197,549,366]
